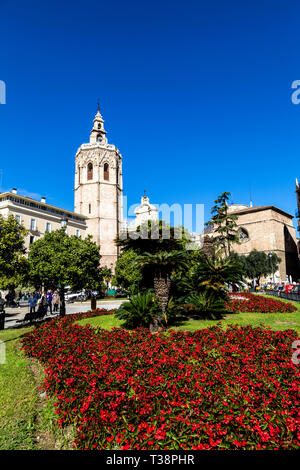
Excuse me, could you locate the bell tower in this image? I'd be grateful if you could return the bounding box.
[74,105,123,269]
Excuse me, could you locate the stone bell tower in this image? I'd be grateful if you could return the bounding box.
[74,105,123,269]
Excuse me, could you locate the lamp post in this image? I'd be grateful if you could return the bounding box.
[110,263,113,291]
[269,253,274,284]
[61,216,67,229]
[58,217,68,317]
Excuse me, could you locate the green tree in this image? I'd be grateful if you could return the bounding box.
[112,249,143,294]
[27,229,102,315]
[101,266,112,291]
[115,219,189,255]
[206,192,240,258]
[240,249,281,284]
[175,253,245,300]
[0,215,28,290]
[136,250,188,329]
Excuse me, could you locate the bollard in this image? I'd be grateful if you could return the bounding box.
[91,297,96,310]
[0,312,5,330]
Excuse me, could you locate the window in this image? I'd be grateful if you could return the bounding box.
[104,163,109,181]
[89,204,91,214]
[239,228,249,241]
[87,162,93,180]
[76,229,80,237]
[98,123,101,129]
[78,166,81,184]
[30,218,36,230]
[46,222,51,233]
[15,215,21,223]
[97,135,102,143]
[29,235,35,244]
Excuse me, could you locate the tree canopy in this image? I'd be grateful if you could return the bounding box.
[112,249,143,293]
[27,228,102,290]
[115,219,190,255]
[206,192,240,258]
[0,215,28,289]
[230,250,281,283]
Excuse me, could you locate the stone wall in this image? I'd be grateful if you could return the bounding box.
[230,206,299,282]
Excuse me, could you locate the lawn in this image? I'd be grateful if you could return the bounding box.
[0,326,38,450]
[0,325,74,450]
[77,295,300,335]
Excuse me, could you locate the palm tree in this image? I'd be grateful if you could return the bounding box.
[194,254,244,297]
[136,250,188,330]
[116,292,158,329]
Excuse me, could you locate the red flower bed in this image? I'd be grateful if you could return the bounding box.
[226,292,297,313]
[21,310,300,450]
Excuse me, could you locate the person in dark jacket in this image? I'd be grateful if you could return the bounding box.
[29,293,37,314]
[46,290,53,315]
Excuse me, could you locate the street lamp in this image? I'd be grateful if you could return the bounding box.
[61,216,68,228]
[269,253,274,284]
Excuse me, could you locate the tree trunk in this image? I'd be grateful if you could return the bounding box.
[59,285,66,317]
[91,294,96,310]
[150,275,171,332]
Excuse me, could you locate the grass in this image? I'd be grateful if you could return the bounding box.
[77,314,124,329]
[0,326,38,450]
[0,325,72,450]
[76,295,300,335]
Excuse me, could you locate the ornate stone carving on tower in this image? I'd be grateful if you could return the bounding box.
[74,105,123,269]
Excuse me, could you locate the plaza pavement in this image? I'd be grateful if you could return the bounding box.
[3,299,126,329]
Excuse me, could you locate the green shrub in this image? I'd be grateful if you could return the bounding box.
[183,290,226,317]
[116,292,159,329]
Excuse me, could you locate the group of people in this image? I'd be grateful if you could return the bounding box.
[29,290,60,315]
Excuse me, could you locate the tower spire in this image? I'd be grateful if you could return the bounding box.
[90,103,107,144]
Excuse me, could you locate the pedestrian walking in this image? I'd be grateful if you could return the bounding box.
[52,290,60,313]
[37,291,47,314]
[46,289,53,315]
[29,293,37,314]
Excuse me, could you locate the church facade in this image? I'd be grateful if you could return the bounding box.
[227,204,299,282]
[74,106,123,269]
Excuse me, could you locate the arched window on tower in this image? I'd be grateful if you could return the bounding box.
[78,166,81,184]
[104,163,109,181]
[98,123,101,129]
[87,162,93,180]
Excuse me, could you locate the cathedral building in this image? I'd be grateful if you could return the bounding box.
[0,106,123,270]
[74,106,123,268]
[227,204,299,282]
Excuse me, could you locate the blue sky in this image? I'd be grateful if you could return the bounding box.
[0,0,300,233]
